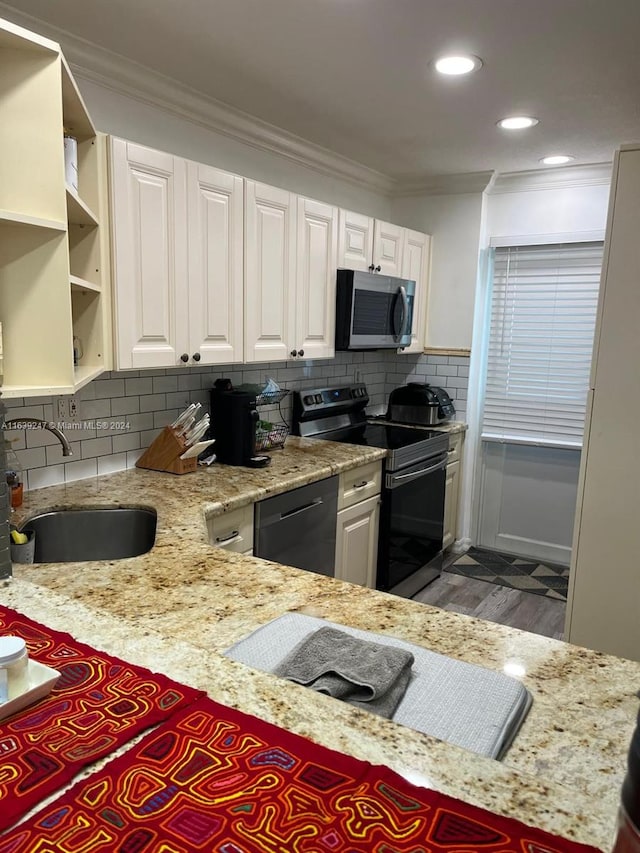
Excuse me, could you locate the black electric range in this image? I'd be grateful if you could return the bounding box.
[292,384,449,598]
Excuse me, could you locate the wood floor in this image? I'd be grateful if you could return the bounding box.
[412,568,566,640]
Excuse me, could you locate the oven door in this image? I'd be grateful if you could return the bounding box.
[376,451,447,598]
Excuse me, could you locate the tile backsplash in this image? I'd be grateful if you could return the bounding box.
[3,352,469,491]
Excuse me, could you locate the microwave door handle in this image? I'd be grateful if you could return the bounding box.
[393,285,409,342]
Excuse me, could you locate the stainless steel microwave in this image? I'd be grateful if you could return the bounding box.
[335,269,416,350]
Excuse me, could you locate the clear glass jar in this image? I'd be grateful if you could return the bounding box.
[0,635,29,701]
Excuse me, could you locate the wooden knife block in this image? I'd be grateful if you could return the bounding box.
[135,426,197,475]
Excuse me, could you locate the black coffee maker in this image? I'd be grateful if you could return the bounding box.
[209,380,271,468]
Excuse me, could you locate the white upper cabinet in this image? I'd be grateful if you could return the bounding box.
[401,228,431,353]
[111,139,244,369]
[373,219,405,276]
[295,197,338,360]
[338,211,405,277]
[338,209,374,272]
[244,181,297,362]
[111,139,188,369]
[187,162,243,365]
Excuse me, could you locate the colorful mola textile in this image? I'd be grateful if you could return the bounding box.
[0,695,603,853]
[0,605,204,833]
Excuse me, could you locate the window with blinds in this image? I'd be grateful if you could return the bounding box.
[481,241,603,447]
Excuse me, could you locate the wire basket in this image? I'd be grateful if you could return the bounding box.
[255,388,290,407]
[255,422,289,451]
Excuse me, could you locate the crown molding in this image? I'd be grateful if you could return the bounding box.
[0,2,394,196]
[392,171,494,198]
[489,162,613,194]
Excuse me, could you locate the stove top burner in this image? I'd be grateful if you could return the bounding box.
[292,384,449,472]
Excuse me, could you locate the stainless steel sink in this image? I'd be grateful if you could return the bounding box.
[22,507,157,563]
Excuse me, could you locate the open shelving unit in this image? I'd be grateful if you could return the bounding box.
[0,18,111,398]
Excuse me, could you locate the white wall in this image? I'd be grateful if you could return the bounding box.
[391,193,484,350]
[486,177,611,242]
[76,77,392,219]
[469,167,612,563]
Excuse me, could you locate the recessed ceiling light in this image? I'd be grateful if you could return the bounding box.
[497,116,539,130]
[434,54,483,76]
[540,155,575,166]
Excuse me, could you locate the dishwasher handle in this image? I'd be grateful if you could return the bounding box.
[280,498,323,520]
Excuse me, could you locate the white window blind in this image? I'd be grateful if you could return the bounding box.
[482,241,603,447]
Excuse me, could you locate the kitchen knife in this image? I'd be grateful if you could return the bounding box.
[183,415,210,446]
[171,403,197,430]
[176,404,202,437]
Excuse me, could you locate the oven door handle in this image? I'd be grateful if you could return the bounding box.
[386,453,447,489]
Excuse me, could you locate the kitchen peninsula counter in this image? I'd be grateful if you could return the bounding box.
[3,436,638,850]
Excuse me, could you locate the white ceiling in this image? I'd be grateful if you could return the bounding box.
[4,0,640,179]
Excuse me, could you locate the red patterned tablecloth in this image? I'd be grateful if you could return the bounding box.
[0,605,204,833]
[0,695,604,853]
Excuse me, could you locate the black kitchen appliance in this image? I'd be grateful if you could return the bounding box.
[335,269,416,350]
[292,384,448,597]
[209,383,271,468]
[387,383,455,425]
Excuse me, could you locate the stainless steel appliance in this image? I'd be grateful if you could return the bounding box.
[292,384,448,597]
[253,476,338,576]
[387,383,456,426]
[335,270,416,350]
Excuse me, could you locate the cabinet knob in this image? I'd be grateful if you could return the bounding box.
[290,349,297,358]
[368,264,375,272]
[298,349,304,357]
[192,352,201,362]
[180,353,189,363]
[374,265,381,273]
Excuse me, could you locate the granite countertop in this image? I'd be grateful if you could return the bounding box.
[3,435,637,850]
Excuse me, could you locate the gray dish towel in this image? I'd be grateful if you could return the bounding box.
[273,626,414,719]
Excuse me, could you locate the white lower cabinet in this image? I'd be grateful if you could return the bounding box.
[442,460,460,550]
[207,504,254,554]
[442,432,464,550]
[335,494,380,589]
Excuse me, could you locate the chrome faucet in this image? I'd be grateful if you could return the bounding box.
[4,418,73,456]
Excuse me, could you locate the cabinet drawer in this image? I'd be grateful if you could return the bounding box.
[338,461,382,510]
[208,504,254,553]
[447,432,464,464]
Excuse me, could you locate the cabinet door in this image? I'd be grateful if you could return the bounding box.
[335,495,380,589]
[296,197,338,359]
[244,181,296,362]
[442,460,460,550]
[401,228,431,354]
[187,162,243,365]
[338,209,374,271]
[111,139,188,369]
[372,219,404,276]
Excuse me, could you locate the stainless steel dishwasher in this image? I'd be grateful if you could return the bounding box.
[253,475,338,576]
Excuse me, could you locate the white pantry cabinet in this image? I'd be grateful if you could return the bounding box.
[0,18,111,396]
[565,144,640,661]
[244,186,338,362]
[110,139,243,368]
[338,210,405,276]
